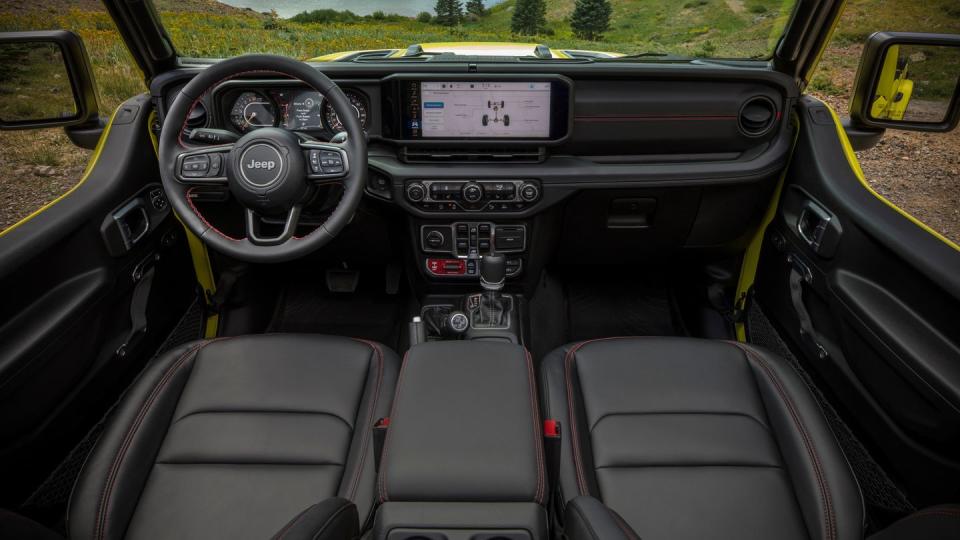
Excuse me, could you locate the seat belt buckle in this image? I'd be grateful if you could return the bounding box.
[373,417,389,472]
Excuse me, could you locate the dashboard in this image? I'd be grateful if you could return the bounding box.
[155,62,797,281]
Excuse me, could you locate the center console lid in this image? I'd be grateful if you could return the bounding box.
[374,341,546,539]
[379,341,544,503]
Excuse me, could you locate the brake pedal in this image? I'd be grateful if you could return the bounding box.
[326,268,359,293]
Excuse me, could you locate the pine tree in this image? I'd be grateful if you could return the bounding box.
[570,0,612,40]
[434,0,463,26]
[466,0,486,17]
[511,0,546,35]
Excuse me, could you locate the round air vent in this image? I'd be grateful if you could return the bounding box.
[738,96,777,137]
[186,102,207,129]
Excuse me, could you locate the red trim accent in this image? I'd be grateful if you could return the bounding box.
[731,342,837,540]
[524,348,546,505]
[95,339,227,540]
[574,114,736,123]
[544,419,559,437]
[377,350,410,503]
[376,417,390,428]
[345,338,385,502]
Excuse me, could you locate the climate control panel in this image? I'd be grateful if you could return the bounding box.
[405,179,540,212]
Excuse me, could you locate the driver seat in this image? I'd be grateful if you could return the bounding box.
[67,334,398,539]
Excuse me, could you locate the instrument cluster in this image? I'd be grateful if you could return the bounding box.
[224,87,369,135]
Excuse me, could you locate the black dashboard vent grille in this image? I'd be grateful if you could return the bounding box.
[400,147,546,164]
[738,96,777,137]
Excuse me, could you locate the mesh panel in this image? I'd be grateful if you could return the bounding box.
[21,299,205,512]
[747,302,915,529]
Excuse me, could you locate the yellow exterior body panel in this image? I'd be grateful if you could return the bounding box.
[734,114,799,341]
[306,42,618,62]
[147,111,220,338]
[820,100,959,252]
[869,46,913,121]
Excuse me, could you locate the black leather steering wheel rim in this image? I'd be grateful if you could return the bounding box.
[159,54,367,263]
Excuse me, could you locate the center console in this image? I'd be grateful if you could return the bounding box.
[372,341,547,540]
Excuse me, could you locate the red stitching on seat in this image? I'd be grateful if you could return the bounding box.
[610,508,641,540]
[524,349,545,504]
[94,339,224,540]
[345,339,384,501]
[377,350,409,503]
[733,343,836,540]
[563,337,636,497]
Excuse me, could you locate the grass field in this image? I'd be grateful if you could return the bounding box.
[0,0,958,240]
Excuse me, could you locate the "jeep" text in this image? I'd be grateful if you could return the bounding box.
[245,160,276,170]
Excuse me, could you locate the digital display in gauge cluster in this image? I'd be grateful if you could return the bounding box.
[274,89,324,130]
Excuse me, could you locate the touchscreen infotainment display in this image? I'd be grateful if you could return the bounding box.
[413,81,553,139]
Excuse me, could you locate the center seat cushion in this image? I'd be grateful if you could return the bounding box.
[68,334,398,540]
[541,337,864,540]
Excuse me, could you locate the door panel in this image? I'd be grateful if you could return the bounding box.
[0,95,195,506]
[755,96,960,505]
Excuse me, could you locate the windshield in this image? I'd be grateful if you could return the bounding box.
[155,0,797,61]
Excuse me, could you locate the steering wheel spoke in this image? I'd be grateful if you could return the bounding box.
[300,140,350,184]
[245,206,302,246]
[174,144,233,184]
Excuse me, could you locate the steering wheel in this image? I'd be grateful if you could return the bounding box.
[159,55,367,263]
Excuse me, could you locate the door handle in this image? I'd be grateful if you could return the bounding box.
[113,198,150,250]
[797,201,832,251]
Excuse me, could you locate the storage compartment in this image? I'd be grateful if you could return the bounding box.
[374,341,547,540]
[558,188,700,262]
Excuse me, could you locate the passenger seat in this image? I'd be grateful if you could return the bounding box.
[541,337,864,540]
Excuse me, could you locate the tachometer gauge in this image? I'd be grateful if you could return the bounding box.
[229,91,276,133]
[322,91,368,133]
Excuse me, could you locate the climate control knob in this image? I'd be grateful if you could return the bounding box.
[519,182,540,202]
[462,182,483,203]
[406,182,426,202]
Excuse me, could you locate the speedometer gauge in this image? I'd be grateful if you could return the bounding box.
[322,91,368,133]
[230,91,276,133]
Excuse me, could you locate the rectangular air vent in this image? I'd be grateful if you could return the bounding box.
[400,147,546,164]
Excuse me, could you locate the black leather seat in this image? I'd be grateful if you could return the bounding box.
[68,334,398,540]
[542,337,865,540]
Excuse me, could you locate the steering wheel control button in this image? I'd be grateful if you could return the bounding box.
[181,155,210,178]
[239,144,284,187]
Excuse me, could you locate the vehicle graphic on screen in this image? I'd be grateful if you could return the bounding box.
[482,100,510,127]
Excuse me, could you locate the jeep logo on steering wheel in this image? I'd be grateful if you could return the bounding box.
[238,143,284,187]
[245,159,276,171]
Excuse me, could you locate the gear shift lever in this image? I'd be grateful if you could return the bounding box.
[480,253,506,292]
[474,253,508,328]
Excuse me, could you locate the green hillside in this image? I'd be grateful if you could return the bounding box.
[1,0,958,112]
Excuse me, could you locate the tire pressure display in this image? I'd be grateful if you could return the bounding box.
[419,81,551,138]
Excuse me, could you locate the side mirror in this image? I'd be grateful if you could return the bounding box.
[850,32,960,132]
[0,30,100,130]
